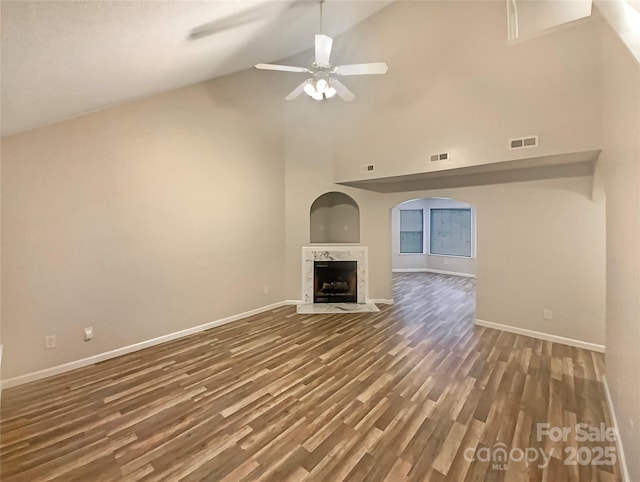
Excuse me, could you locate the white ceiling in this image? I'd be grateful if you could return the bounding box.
[0,0,393,136]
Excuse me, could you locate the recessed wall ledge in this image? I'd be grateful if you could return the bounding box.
[336,149,601,193]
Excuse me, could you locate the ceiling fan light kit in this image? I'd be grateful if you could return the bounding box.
[303,77,337,100]
[255,2,388,102]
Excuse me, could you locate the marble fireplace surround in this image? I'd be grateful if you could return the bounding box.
[301,246,369,305]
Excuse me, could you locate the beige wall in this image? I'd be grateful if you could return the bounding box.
[391,198,476,276]
[595,0,640,64]
[0,151,2,394]
[1,69,286,380]
[283,2,606,346]
[382,178,606,347]
[284,103,391,300]
[467,178,605,344]
[284,113,606,344]
[600,21,640,481]
[284,104,605,347]
[329,1,602,182]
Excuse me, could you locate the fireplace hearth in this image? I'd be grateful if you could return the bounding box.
[314,261,357,303]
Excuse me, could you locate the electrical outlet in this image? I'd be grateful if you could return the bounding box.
[45,335,56,349]
[84,327,94,342]
[543,309,553,320]
[263,286,269,295]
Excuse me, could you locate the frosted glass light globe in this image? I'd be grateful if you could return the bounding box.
[304,82,316,97]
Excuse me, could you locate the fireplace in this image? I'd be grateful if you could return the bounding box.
[300,246,370,307]
[314,261,357,303]
[299,247,378,313]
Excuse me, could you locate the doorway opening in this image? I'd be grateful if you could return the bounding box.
[390,196,477,319]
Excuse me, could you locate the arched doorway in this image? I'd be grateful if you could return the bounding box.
[390,196,477,318]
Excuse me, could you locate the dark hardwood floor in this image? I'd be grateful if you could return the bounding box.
[0,273,620,481]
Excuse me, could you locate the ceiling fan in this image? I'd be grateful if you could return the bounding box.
[255,0,388,102]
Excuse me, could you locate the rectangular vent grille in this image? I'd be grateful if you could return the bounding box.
[430,152,449,162]
[509,135,539,150]
[360,164,375,173]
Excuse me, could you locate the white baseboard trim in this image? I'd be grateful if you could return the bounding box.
[424,269,476,278]
[392,268,476,279]
[370,298,394,305]
[392,268,429,272]
[284,299,302,305]
[1,301,290,389]
[602,376,630,482]
[474,319,606,353]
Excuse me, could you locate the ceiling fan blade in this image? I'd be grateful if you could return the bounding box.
[315,34,333,66]
[255,64,308,73]
[334,62,389,76]
[285,81,308,101]
[330,79,355,102]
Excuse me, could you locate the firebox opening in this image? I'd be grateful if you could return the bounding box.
[314,261,358,303]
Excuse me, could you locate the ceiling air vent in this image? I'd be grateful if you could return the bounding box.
[360,163,375,173]
[509,135,539,150]
[430,152,449,162]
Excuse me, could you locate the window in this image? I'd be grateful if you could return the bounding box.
[400,209,424,253]
[430,208,472,257]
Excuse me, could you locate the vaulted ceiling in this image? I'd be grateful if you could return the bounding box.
[0,0,393,136]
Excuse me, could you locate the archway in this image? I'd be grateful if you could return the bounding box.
[390,196,477,322]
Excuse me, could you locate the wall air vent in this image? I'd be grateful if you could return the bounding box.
[360,164,375,173]
[430,152,449,162]
[509,135,539,150]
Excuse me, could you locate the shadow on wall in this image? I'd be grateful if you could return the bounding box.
[391,197,477,277]
[310,191,360,243]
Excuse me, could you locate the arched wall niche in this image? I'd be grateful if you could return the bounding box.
[310,192,360,243]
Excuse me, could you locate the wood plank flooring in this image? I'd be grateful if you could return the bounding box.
[0,273,621,481]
